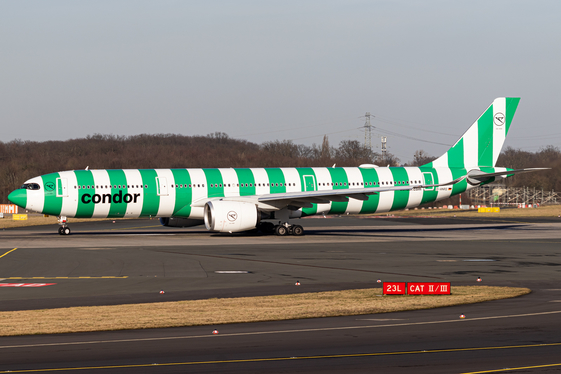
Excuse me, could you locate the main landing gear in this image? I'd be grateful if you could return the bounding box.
[57,216,71,235]
[258,222,304,236]
[275,223,304,236]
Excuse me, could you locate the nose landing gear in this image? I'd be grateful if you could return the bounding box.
[57,216,71,235]
[58,226,71,235]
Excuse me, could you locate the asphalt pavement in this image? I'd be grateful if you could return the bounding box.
[1,216,561,373]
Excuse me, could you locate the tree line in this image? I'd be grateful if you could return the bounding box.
[0,133,558,204]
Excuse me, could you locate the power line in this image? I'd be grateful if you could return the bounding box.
[232,116,357,139]
[288,127,363,142]
[374,116,459,137]
[375,126,452,147]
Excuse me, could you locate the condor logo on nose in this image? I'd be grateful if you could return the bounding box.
[81,191,141,204]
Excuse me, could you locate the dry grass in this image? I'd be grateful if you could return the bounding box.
[0,286,529,336]
[388,204,561,219]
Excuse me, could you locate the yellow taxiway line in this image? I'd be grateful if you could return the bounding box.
[1,342,560,373]
[0,248,17,259]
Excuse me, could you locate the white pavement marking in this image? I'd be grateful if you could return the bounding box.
[214,271,250,274]
[2,310,561,350]
[356,318,405,321]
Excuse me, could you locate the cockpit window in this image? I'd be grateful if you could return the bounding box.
[21,183,41,190]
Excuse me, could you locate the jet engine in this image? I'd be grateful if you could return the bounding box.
[159,217,204,227]
[204,201,259,233]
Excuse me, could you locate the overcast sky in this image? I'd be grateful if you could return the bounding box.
[1,1,560,164]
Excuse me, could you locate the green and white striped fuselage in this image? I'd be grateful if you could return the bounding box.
[8,97,536,234]
[20,166,503,220]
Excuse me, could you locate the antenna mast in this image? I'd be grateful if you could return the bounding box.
[381,136,387,163]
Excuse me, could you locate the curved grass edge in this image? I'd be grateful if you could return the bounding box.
[0,286,530,336]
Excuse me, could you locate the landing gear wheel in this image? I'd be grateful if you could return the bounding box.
[275,225,288,236]
[58,227,64,235]
[63,227,71,235]
[292,225,304,236]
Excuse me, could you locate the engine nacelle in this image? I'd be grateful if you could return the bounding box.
[159,217,204,228]
[204,201,259,233]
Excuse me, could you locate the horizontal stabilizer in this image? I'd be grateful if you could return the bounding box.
[467,168,549,185]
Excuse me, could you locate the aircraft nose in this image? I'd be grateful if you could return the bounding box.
[8,189,27,209]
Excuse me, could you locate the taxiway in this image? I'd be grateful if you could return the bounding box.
[1,216,561,373]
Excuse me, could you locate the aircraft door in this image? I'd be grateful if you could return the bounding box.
[156,177,168,196]
[56,178,68,197]
[303,175,316,191]
[423,172,434,191]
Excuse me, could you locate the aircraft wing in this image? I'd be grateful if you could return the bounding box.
[191,176,466,211]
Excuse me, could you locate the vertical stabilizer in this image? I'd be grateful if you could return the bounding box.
[426,98,520,168]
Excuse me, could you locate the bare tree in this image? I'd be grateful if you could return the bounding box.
[412,150,436,166]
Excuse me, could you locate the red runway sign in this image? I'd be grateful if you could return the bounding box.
[383,282,451,295]
[383,282,406,295]
[407,282,450,295]
[0,283,56,287]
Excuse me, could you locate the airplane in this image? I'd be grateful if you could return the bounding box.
[8,97,545,236]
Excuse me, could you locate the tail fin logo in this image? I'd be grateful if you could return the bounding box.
[494,113,505,126]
